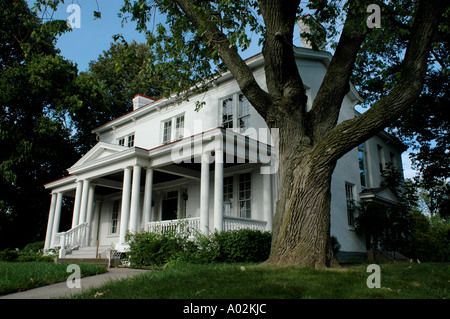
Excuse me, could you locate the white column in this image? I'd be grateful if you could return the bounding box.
[44,193,57,249]
[85,184,96,246]
[71,180,83,228]
[129,165,141,234]
[51,192,63,247]
[143,168,154,226]
[119,167,132,245]
[263,172,273,231]
[214,149,224,232]
[200,153,210,235]
[78,179,91,225]
[91,200,102,246]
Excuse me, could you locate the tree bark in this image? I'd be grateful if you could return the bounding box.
[265,118,338,268]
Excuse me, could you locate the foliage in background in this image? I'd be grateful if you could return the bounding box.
[0,0,82,249]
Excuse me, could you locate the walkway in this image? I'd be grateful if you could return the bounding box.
[0,268,149,299]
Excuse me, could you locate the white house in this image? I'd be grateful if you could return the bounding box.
[43,46,406,261]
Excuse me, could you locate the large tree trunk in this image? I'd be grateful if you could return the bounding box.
[265,125,338,268]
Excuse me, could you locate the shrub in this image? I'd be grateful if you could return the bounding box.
[0,241,54,263]
[216,229,272,263]
[126,231,184,267]
[126,228,272,267]
[0,249,20,262]
[23,241,45,253]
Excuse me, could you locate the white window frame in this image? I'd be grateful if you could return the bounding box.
[110,199,121,236]
[222,171,252,219]
[358,143,368,189]
[161,113,185,145]
[127,134,135,147]
[345,182,356,229]
[219,93,251,133]
[117,133,135,147]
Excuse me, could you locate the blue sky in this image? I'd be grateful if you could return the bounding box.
[25,0,416,179]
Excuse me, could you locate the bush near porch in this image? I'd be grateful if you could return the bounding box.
[125,229,272,267]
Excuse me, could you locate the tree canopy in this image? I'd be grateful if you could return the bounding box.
[0,0,80,249]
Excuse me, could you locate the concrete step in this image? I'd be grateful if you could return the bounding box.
[55,258,110,267]
[67,246,112,258]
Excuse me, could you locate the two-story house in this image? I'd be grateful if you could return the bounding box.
[43,46,406,261]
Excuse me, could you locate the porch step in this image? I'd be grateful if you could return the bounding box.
[66,245,112,258]
[55,258,111,267]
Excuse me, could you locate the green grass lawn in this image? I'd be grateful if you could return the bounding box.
[70,262,449,299]
[0,262,107,296]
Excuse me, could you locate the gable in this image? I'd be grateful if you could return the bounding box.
[376,188,399,203]
[70,142,128,170]
[360,187,400,205]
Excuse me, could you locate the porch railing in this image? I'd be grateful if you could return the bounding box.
[145,216,267,235]
[146,217,200,234]
[223,216,267,232]
[54,223,89,258]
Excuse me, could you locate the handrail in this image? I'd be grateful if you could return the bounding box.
[55,223,89,258]
[223,216,267,232]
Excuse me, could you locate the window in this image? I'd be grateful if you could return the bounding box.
[238,173,252,218]
[118,134,134,147]
[175,115,185,140]
[223,176,234,216]
[377,144,384,173]
[345,183,356,227]
[358,143,367,188]
[162,119,172,144]
[127,134,135,147]
[222,97,234,129]
[111,200,120,234]
[161,113,185,144]
[220,93,251,131]
[238,93,250,132]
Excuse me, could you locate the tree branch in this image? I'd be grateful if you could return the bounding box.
[313,0,448,166]
[308,2,367,142]
[259,0,305,110]
[173,0,272,119]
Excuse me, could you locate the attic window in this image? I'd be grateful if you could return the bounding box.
[118,134,135,147]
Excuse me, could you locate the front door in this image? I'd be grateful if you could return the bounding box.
[162,190,178,220]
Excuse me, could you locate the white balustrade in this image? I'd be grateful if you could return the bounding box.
[54,222,89,258]
[146,217,200,234]
[223,216,267,232]
[145,216,267,235]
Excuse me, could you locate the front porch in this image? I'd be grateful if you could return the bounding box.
[44,128,276,258]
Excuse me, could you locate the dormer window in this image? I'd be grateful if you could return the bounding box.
[221,93,251,132]
[162,113,185,144]
[118,134,135,147]
[127,134,135,147]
